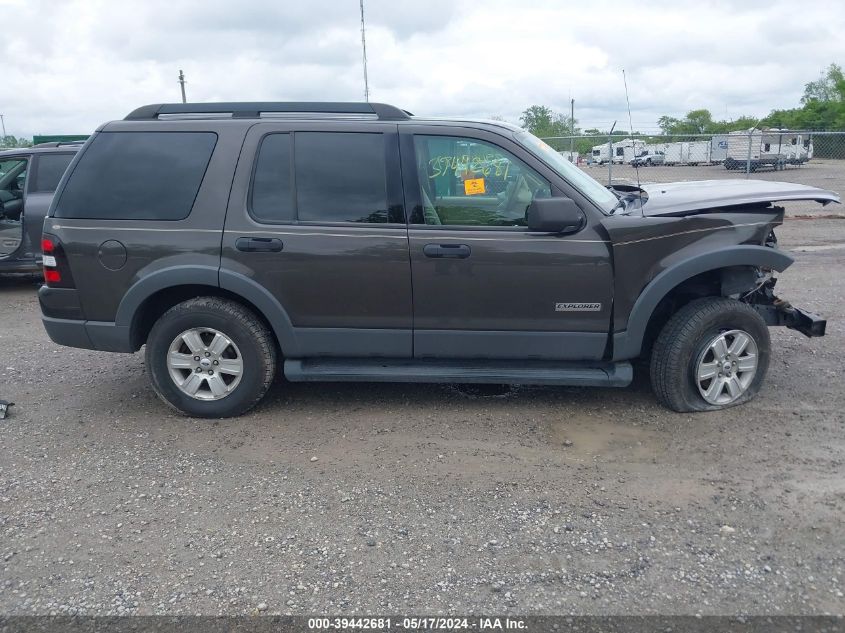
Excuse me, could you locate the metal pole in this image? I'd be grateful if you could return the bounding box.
[178,70,187,104]
[569,98,575,162]
[0,114,6,138]
[746,129,753,176]
[608,121,616,186]
[359,0,370,102]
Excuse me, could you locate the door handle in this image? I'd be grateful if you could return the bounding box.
[235,237,283,253]
[423,243,471,259]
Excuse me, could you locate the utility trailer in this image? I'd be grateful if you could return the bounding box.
[664,140,712,165]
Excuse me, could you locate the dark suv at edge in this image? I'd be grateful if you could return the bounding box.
[0,142,79,273]
[38,102,836,417]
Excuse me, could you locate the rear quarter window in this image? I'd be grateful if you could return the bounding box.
[54,131,217,220]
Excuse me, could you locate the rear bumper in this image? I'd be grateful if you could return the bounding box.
[0,258,40,273]
[39,286,133,352]
[41,316,134,352]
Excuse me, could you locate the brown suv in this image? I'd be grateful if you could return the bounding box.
[37,102,837,417]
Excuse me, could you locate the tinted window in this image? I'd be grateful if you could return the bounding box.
[412,135,551,227]
[32,153,73,193]
[295,132,390,223]
[55,132,217,220]
[250,133,293,223]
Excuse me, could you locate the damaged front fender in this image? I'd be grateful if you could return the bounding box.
[612,245,795,361]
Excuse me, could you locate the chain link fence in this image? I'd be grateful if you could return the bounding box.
[540,131,845,216]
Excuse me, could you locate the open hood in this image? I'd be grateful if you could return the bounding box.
[637,179,840,216]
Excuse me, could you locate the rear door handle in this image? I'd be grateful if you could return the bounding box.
[423,243,471,259]
[235,237,283,253]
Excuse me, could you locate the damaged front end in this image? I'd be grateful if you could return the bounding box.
[742,273,827,337]
[717,226,827,338]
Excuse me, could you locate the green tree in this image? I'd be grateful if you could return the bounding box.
[761,63,845,131]
[0,135,32,148]
[659,110,767,135]
[801,63,845,104]
[519,105,578,138]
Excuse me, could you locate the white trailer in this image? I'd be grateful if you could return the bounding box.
[724,129,812,171]
[620,140,647,163]
[557,150,579,164]
[590,138,645,164]
[664,140,712,165]
[710,135,728,163]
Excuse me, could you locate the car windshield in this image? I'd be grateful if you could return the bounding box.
[515,131,617,213]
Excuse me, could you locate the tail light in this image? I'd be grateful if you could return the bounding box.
[41,233,75,288]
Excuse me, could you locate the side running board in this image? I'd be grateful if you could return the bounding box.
[284,358,633,388]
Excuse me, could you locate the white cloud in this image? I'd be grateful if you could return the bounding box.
[1,0,841,138]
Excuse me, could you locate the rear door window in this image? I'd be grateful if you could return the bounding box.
[30,153,74,193]
[54,132,217,220]
[294,132,396,224]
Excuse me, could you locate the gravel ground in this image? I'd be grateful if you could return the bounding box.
[0,215,843,617]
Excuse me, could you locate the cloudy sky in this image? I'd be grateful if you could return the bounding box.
[2,0,842,138]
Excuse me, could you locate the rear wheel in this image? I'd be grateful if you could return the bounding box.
[649,297,770,412]
[145,297,276,418]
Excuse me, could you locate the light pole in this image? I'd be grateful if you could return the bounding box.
[178,70,187,104]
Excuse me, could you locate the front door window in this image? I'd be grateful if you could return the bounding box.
[411,135,550,227]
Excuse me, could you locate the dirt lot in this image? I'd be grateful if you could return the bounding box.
[0,213,843,616]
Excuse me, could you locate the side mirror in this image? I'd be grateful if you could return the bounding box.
[526,197,585,234]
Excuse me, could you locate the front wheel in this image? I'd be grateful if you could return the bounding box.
[145,297,277,418]
[649,297,770,412]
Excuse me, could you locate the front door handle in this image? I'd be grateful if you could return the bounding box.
[235,237,284,253]
[423,243,471,259]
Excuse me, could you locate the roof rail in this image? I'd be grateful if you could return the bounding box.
[124,102,412,121]
[31,140,87,148]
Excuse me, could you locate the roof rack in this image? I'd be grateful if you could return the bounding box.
[124,102,412,121]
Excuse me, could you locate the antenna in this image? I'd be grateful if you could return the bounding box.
[359,0,370,102]
[622,69,641,196]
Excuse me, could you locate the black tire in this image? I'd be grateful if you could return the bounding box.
[649,297,770,412]
[145,297,277,418]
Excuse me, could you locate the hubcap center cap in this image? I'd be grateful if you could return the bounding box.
[200,357,212,368]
